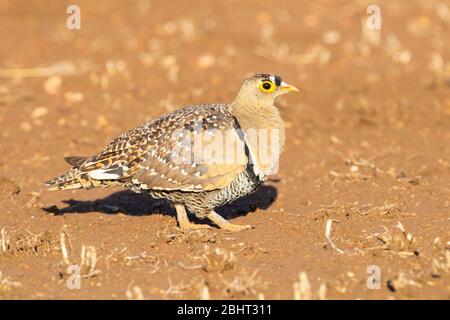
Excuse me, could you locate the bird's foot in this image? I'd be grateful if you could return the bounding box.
[178,221,211,231]
[206,211,254,232]
[175,203,211,231]
[218,223,254,232]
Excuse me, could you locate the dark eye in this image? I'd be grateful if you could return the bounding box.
[259,80,276,93]
[262,82,271,90]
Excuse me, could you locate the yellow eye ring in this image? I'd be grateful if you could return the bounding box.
[258,81,276,93]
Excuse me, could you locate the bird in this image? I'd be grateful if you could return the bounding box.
[46,73,298,232]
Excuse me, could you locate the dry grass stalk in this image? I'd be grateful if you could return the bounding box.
[161,278,194,298]
[318,283,327,300]
[178,261,202,270]
[80,245,100,278]
[126,284,144,300]
[1,228,57,256]
[387,272,422,292]
[325,219,346,254]
[14,230,56,256]
[201,245,236,272]
[223,270,264,298]
[293,272,311,300]
[431,251,450,277]
[293,272,327,300]
[396,221,413,243]
[431,238,450,278]
[24,191,41,209]
[60,231,70,265]
[199,281,210,300]
[363,222,418,257]
[1,228,9,254]
[0,271,21,291]
[0,61,80,78]
[385,222,417,256]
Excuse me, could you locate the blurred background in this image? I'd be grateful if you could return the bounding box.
[0,0,449,299]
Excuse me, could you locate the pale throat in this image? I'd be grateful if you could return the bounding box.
[230,97,286,142]
[229,97,286,177]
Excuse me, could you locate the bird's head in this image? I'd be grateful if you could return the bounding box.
[235,73,299,106]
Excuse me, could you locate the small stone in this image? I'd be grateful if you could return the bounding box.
[322,31,341,45]
[96,115,109,129]
[64,91,84,104]
[197,54,215,68]
[31,107,48,118]
[57,118,67,126]
[43,76,62,95]
[330,135,343,145]
[20,121,32,131]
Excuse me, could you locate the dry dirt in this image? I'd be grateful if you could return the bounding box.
[0,0,449,299]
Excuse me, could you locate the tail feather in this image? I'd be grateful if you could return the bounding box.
[45,167,84,191]
[46,167,124,191]
[46,154,131,191]
[64,156,87,168]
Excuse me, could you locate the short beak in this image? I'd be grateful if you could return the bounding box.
[280,81,299,93]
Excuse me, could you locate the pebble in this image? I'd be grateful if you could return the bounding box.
[64,91,84,103]
[96,115,109,129]
[57,118,67,126]
[31,107,48,118]
[197,54,215,68]
[20,121,32,131]
[322,31,341,45]
[43,76,62,95]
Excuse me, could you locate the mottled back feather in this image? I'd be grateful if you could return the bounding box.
[78,104,248,192]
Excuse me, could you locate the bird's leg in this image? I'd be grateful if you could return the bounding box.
[174,203,211,230]
[206,211,254,232]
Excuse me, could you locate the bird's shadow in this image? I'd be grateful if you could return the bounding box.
[43,185,278,220]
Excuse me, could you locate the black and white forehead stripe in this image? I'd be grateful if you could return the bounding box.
[258,74,282,87]
[271,75,282,87]
[248,73,283,87]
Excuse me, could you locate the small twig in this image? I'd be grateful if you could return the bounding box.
[1,228,8,254]
[325,219,346,254]
[199,281,210,300]
[148,259,160,274]
[24,191,41,209]
[0,62,78,78]
[126,283,144,300]
[178,261,202,270]
[293,272,311,300]
[60,231,70,265]
[396,221,413,242]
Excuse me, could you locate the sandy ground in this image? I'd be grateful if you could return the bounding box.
[0,0,449,299]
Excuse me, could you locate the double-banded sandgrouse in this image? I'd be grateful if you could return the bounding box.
[46,74,298,232]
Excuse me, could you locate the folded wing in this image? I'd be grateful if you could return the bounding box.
[78,104,249,192]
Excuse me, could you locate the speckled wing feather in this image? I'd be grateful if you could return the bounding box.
[78,104,248,192]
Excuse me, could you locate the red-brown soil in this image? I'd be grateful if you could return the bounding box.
[0,0,449,299]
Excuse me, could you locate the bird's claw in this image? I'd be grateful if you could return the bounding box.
[220,223,254,233]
